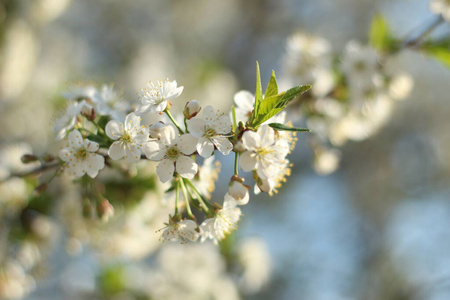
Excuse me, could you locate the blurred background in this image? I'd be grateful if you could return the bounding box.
[1,0,450,299]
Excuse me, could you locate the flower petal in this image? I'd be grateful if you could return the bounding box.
[124,147,141,163]
[234,90,255,111]
[69,130,83,146]
[186,118,206,138]
[142,141,165,160]
[212,137,233,156]
[178,134,198,155]
[197,137,214,158]
[124,112,142,131]
[156,159,175,183]
[242,130,260,150]
[105,120,123,140]
[176,155,198,179]
[160,124,178,146]
[86,140,99,152]
[212,115,232,134]
[202,105,216,124]
[239,151,257,172]
[108,142,125,160]
[258,125,275,148]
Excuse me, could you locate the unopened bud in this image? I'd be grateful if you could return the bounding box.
[149,122,166,139]
[81,105,95,121]
[21,154,38,164]
[183,100,201,120]
[233,141,245,152]
[42,154,55,163]
[97,199,114,222]
[227,180,250,205]
[34,183,48,196]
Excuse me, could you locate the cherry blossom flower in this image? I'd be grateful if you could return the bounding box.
[53,100,90,140]
[227,180,249,205]
[187,105,233,157]
[59,130,105,178]
[239,125,289,180]
[105,113,149,163]
[200,195,242,244]
[233,91,255,124]
[159,219,199,243]
[143,124,198,183]
[95,84,130,121]
[136,79,184,114]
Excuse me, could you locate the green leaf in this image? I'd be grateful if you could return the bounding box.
[276,85,311,108]
[231,105,237,132]
[86,134,109,147]
[369,14,394,52]
[422,42,450,69]
[253,61,263,118]
[97,115,111,129]
[264,70,278,98]
[268,123,310,132]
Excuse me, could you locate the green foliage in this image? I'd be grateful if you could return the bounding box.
[99,265,126,295]
[268,123,310,132]
[231,105,237,132]
[422,40,450,69]
[97,115,111,129]
[249,62,311,129]
[264,70,278,98]
[86,134,110,148]
[370,14,396,52]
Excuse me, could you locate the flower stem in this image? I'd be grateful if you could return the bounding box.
[401,15,444,49]
[165,109,185,134]
[179,178,195,219]
[234,152,239,175]
[184,178,211,212]
[175,178,180,216]
[90,119,106,136]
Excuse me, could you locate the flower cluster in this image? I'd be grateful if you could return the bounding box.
[280,33,414,174]
[48,68,309,244]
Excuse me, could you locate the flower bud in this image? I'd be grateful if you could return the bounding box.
[97,199,114,223]
[34,183,48,196]
[81,104,95,121]
[149,122,166,139]
[21,154,38,164]
[234,140,246,152]
[183,100,201,120]
[227,180,250,205]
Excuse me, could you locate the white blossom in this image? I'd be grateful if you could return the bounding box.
[159,219,199,243]
[136,79,184,114]
[183,100,202,119]
[227,180,249,205]
[53,100,90,140]
[430,0,450,22]
[105,113,149,163]
[59,130,105,178]
[195,156,221,200]
[239,125,289,180]
[200,195,241,244]
[95,84,130,121]
[187,105,233,157]
[143,124,198,183]
[233,90,255,124]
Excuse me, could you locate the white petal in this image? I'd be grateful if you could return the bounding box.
[186,118,206,138]
[176,155,198,179]
[197,137,214,158]
[212,137,233,156]
[259,125,275,148]
[213,115,232,134]
[86,140,99,152]
[142,141,165,160]
[135,103,152,115]
[124,147,141,163]
[166,86,184,100]
[178,134,198,155]
[156,159,175,183]
[108,142,125,160]
[239,151,257,172]
[69,130,83,146]
[202,105,216,123]
[105,120,122,140]
[227,181,249,205]
[234,90,255,111]
[151,101,168,113]
[242,130,261,150]
[59,149,72,162]
[124,113,142,131]
[160,124,178,146]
